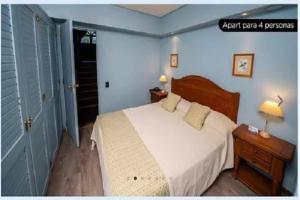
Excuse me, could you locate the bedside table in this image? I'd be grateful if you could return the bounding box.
[149,90,168,103]
[232,124,295,196]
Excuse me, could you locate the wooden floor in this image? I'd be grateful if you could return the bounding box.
[47,124,103,196]
[47,124,256,196]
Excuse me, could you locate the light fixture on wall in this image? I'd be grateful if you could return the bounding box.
[159,75,168,93]
[258,96,284,138]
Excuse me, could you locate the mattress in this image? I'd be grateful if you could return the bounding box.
[91,102,235,196]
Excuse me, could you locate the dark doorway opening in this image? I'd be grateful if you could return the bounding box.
[73,29,98,126]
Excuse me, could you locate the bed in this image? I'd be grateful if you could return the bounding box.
[91,75,240,196]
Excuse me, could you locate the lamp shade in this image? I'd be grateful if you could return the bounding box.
[259,100,284,118]
[159,75,168,83]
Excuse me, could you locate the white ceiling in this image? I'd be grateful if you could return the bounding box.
[119,5,183,17]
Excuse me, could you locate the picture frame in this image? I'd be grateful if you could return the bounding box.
[170,54,178,68]
[232,53,254,78]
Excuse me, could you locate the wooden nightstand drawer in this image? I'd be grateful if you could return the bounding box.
[151,93,161,103]
[239,140,272,164]
[255,149,272,164]
[238,140,272,173]
[239,140,255,155]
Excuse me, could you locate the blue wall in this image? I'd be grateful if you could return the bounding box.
[160,7,297,192]
[160,4,262,34]
[40,4,160,35]
[97,30,160,113]
[41,4,265,35]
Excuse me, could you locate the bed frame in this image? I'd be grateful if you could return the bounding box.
[171,75,240,122]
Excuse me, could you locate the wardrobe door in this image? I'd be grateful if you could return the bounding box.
[50,26,64,140]
[11,5,49,195]
[50,26,59,99]
[1,5,36,196]
[35,15,58,164]
[55,97,63,140]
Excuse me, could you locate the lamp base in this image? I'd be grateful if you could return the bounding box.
[259,130,271,139]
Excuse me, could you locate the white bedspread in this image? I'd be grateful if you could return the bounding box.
[91,102,234,196]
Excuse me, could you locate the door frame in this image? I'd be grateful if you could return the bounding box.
[73,26,101,114]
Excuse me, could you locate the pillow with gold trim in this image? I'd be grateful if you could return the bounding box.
[183,102,210,130]
[161,92,181,112]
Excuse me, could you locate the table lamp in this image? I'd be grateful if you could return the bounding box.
[258,96,284,138]
[159,75,168,93]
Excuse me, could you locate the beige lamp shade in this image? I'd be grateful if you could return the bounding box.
[159,75,168,83]
[259,100,284,118]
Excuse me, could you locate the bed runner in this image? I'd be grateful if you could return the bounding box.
[99,111,169,196]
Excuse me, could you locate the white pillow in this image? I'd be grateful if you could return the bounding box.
[204,110,237,135]
[176,98,191,113]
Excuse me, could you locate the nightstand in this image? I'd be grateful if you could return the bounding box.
[149,90,168,103]
[232,124,295,196]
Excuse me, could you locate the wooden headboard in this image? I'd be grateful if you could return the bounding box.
[171,75,240,122]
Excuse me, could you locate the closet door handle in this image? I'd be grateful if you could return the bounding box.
[42,93,46,102]
[35,15,40,23]
[28,117,33,128]
[67,84,79,89]
[24,117,33,131]
[24,119,30,131]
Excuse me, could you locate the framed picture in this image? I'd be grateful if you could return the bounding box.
[170,54,178,68]
[232,53,254,78]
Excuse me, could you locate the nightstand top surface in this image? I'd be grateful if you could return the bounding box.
[150,90,168,97]
[233,124,295,161]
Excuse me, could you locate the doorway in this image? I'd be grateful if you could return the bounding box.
[73,29,99,126]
